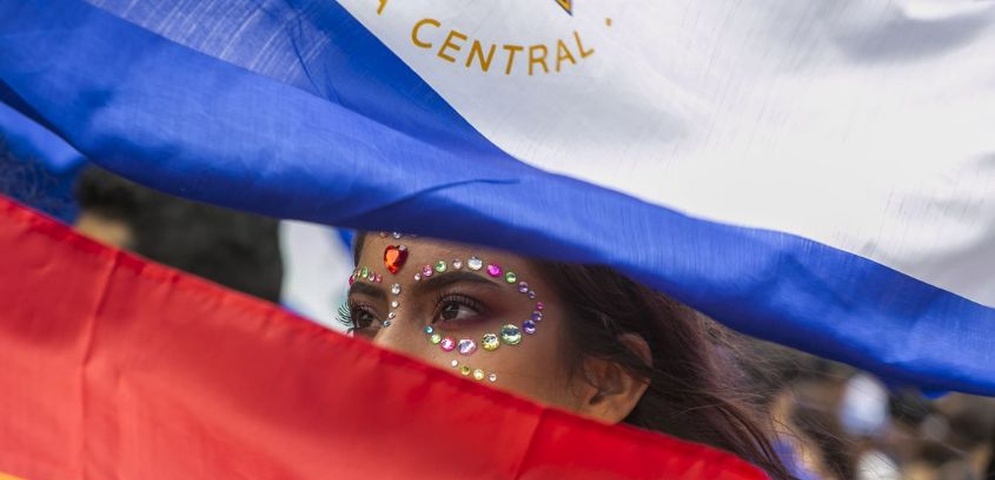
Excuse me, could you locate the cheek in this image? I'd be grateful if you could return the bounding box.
[461,324,584,411]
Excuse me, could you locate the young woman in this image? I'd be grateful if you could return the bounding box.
[343,232,791,479]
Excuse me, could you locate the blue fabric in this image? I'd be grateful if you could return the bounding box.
[0,101,84,175]
[1,0,994,394]
[0,101,84,222]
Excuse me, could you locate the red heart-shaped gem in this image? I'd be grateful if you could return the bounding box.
[384,245,408,274]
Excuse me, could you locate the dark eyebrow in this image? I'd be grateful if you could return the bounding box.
[348,281,387,300]
[413,271,501,295]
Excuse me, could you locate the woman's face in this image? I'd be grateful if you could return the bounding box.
[346,234,588,411]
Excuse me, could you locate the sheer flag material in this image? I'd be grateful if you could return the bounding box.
[0,196,766,480]
[0,0,993,394]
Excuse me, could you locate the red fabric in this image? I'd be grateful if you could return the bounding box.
[0,196,767,480]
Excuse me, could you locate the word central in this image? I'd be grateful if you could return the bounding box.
[410,18,595,76]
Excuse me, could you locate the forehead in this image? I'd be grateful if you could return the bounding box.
[355,234,552,301]
[359,234,533,272]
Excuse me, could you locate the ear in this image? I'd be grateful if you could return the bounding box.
[575,333,652,424]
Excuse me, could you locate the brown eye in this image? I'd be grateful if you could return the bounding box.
[352,307,378,330]
[338,301,381,335]
[433,294,485,325]
[440,303,462,321]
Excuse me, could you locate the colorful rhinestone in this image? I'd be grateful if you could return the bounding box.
[467,256,484,271]
[486,264,502,277]
[481,333,500,351]
[457,339,478,356]
[522,320,537,335]
[500,324,523,345]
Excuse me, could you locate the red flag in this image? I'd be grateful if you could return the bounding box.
[0,196,766,480]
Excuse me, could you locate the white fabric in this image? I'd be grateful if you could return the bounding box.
[341,0,995,307]
[280,221,352,331]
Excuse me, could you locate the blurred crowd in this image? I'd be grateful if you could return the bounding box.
[739,339,995,480]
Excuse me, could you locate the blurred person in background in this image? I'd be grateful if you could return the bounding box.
[74,165,283,303]
[897,393,995,480]
[735,339,843,480]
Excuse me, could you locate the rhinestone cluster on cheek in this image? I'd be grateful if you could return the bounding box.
[415,256,546,385]
[450,359,498,383]
[352,245,541,386]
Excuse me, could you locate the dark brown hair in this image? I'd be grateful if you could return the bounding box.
[537,262,790,479]
[355,234,789,478]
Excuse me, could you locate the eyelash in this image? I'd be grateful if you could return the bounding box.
[431,292,487,326]
[336,301,380,333]
[336,291,489,332]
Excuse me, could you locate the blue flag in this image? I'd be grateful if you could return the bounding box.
[1,0,993,393]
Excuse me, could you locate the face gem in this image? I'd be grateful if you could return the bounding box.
[391,283,402,295]
[460,365,472,376]
[535,301,544,311]
[360,266,369,279]
[522,320,537,335]
[531,311,543,322]
[388,312,397,319]
[434,260,447,273]
[440,337,456,352]
[348,275,356,286]
[527,290,536,299]
[392,232,402,239]
[378,232,389,238]
[472,369,485,381]
[467,256,484,271]
[424,325,434,334]
[481,333,500,351]
[451,359,459,367]
[391,300,400,308]
[517,281,529,294]
[488,373,498,382]
[457,339,478,356]
[452,259,463,270]
[383,245,409,274]
[383,320,393,328]
[414,273,422,282]
[421,265,434,278]
[430,333,443,344]
[486,264,502,278]
[375,274,383,283]
[367,271,376,281]
[504,272,517,284]
[499,324,523,346]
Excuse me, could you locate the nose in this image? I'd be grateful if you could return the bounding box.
[370,317,422,358]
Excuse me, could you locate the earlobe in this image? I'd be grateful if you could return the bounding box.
[577,333,652,424]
